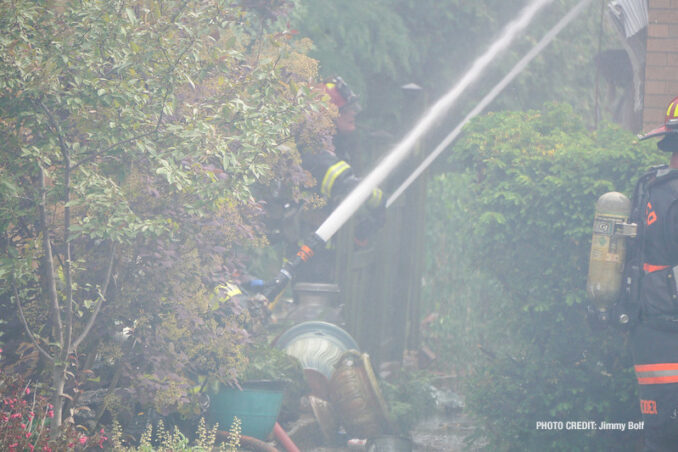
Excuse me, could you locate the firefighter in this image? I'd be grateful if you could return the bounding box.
[291,77,385,283]
[302,77,384,222]
[628,95,678,451]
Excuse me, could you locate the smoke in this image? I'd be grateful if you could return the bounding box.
[315,0,554,242]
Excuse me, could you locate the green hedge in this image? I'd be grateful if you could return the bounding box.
[424,103,664,450]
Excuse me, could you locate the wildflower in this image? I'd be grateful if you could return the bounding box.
[28,444,34,452]
[47,410,54,418]
[25,387,30,395]
[20,423,26,429]
[42,446,52,452]
[79,435,88,445]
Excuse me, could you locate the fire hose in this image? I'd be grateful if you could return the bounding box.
[262,0,555,303]
[215,422,300,452]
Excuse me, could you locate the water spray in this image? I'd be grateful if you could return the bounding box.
[387,0,595,207]
[263,0,555,301]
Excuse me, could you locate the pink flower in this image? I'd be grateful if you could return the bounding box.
[42,446,52,452]
[20,423,26,429]
[47,410,54,418]
[28,444,34,451]
[79,435,88,445]
[25,387,30,395]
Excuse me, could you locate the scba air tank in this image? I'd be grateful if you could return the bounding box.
[586,192,633,312]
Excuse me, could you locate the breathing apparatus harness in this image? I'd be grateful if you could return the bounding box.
[613,165,678,329]
[612,168,657,329]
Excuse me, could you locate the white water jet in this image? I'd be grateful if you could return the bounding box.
[387,0,595,207]
[315,0,554,242]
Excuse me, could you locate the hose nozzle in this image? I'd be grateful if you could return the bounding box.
[264,233,325,305]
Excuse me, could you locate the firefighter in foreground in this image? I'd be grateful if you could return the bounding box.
[588,95,678,450]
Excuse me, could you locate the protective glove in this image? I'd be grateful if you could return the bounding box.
[354,188,386,246]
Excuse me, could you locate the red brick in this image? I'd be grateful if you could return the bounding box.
[646,79,668,94]
[646,64,678,80]
[645,94,674,110]
[651,0,671,7]
[650,24,670,38]
[668,54,678,65]
[649,9,678,24]
[647,52,669,66]
[644,108,668,129]
[646,38,678,52]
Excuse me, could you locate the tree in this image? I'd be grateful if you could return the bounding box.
[0,0,325,428]
[291,0,619,161]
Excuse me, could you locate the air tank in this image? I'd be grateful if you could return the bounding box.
[586,192,632,311]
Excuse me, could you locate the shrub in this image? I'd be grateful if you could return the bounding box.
[424,103,663,450]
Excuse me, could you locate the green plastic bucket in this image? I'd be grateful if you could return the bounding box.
[208,380,284,440]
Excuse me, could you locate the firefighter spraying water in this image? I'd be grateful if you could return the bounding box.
[263,0,555,302]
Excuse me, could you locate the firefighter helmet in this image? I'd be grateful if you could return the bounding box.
[323,76,361,114]
[640,95,678,140]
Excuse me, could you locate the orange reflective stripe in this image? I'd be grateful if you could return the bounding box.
[635,363,678,372]
[296,245,314,262]
[635,363,678,384]
[643,263,670,273]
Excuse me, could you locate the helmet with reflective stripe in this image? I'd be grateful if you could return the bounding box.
[640,95,678,140]
[323,76,361,114]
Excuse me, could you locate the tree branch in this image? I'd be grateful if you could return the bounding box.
[13,284,54,363]
[39,165,63,346]
[71,243,116,351]
[63,153,73,361]
[71,130,156,170]
[39,101,70,161]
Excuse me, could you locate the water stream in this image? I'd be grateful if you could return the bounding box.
[314,0,554,242]
[387,0,595,207]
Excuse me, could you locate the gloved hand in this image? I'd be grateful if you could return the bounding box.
[354,188,386,245]
[242,279,267,293]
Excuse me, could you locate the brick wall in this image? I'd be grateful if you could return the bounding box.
[643,0,678,131]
